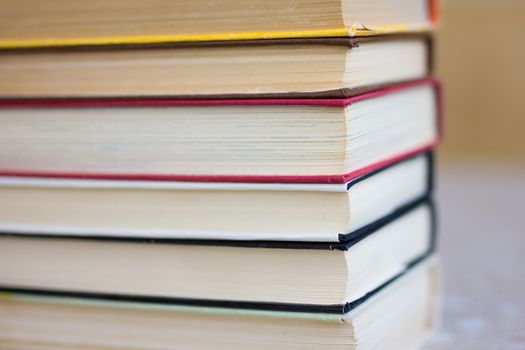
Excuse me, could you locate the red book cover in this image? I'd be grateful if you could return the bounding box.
[430,0,440,24]
[0,78,442,184]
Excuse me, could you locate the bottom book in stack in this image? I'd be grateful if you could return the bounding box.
[0,257,439,350]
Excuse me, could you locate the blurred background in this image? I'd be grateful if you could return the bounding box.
[437,0,525,165]
[427,0,525,348]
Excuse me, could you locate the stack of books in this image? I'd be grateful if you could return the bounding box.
[0,0,441,348]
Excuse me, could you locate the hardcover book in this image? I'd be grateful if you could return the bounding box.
[0,256,441,350]
[0,36,433,99]
[0,153,432,242]
[0,203,435,311]
[0,1,443,349]
[0,79,441,184]
[0,0,439,49]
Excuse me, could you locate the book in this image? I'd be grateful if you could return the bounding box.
[0,256,440,350]
[0,202,434,310]
[0,0,439,49]
[0,79,440,184]
[0,1,443,348]
[0,153,431,241]
[0,36,432,99]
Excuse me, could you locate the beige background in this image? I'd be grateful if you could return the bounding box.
[427,1,525,348]
[436,0,525,165]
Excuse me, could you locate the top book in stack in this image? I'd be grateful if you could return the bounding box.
[0,0,439,49]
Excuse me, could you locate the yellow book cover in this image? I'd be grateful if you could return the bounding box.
[0,0,439,49]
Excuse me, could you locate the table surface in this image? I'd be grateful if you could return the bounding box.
[422,162,525,350]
